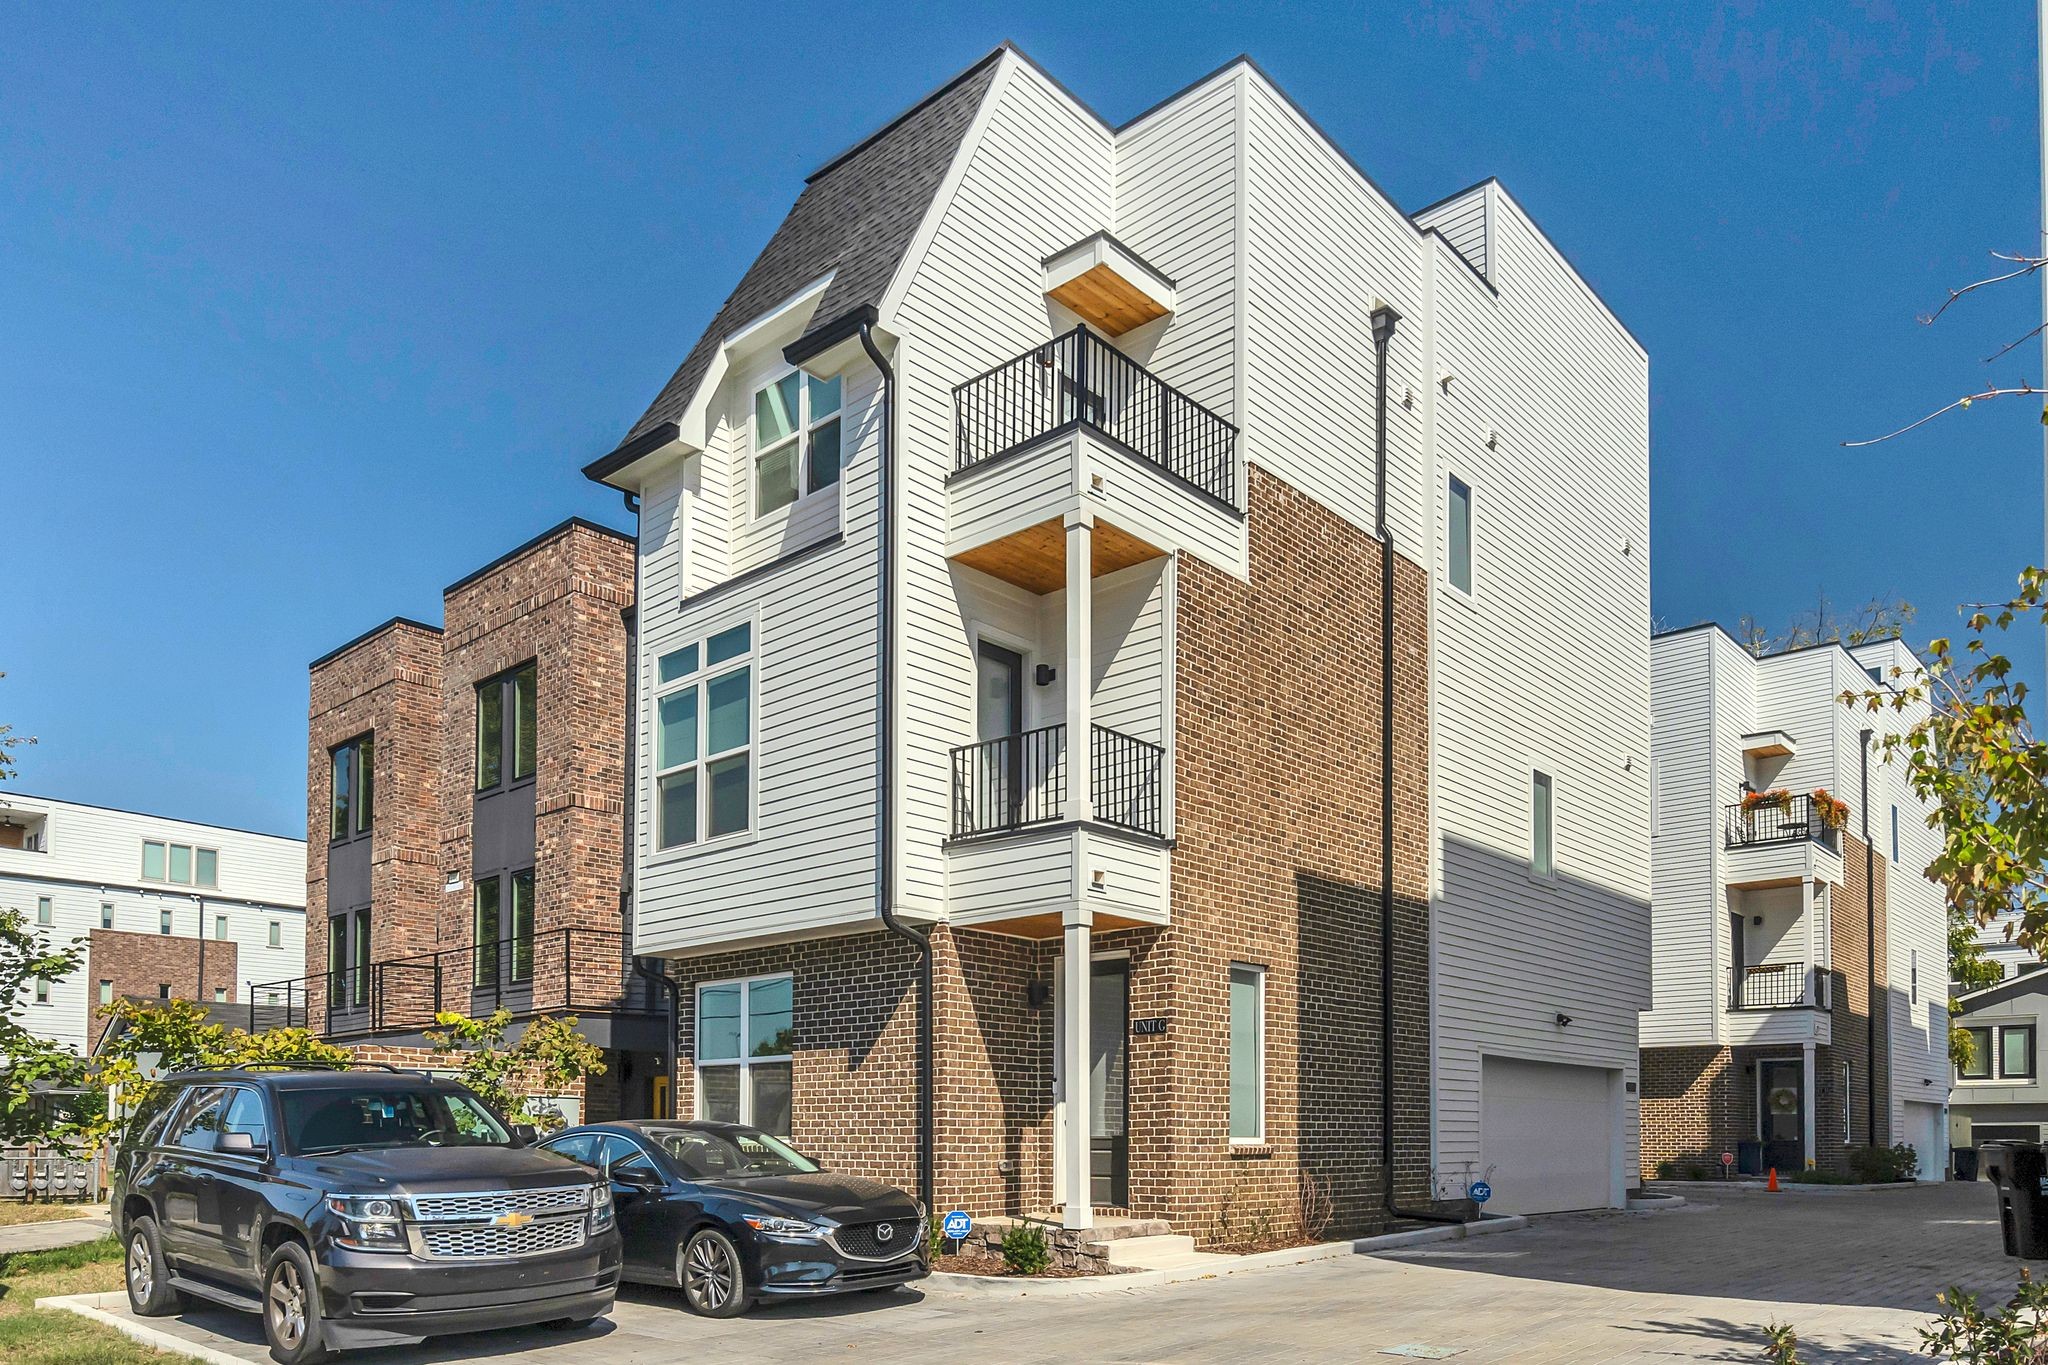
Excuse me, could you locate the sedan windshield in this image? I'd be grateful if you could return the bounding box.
[646,1126,821,1180]
[282,1088,509,1154]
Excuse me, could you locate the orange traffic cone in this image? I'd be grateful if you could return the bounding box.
[1767,1167,1779,1192]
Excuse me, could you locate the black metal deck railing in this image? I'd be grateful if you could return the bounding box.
[953,325,1239,508]
[1732,962,1810,1010]
[949,722,1165,839]
[248,928,659,1037]
[1724,794,1841,851]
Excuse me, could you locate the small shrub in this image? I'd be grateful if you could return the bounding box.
[1684,1163,1710,1180]
[1765,1321,1803,1365]
[1655,1160,1677,1180]
[1297,1170,1335,1242]
[1000,1223,1050,1276]
[1922,1269,2048,1362]
[1845,1142,1919,1184]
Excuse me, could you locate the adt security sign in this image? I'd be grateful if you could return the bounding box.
[1469,1180,1493,1205]
[941,1210,973,1244]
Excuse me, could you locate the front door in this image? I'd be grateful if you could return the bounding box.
[1090,959,1129,1209]
[1759,1058,1804,1173]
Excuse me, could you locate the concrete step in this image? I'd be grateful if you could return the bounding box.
[1094,1233,1234,1271]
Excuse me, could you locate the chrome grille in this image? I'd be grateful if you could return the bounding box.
[832,1219,918,1261]
[417,1215,586,1260]
[411,1185,588,1222]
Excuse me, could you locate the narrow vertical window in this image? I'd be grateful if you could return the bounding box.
[268,921,281,948]
[157,983,171,1000]
[1448,474,1474,595]
[98,980,113,1005]
[195,848,218,888]
[100,902,113,929]
[1891,806,1900,864]
[351,909,370,1007]
[1841,1062,1853,1145]
[355,734,374,833]
[34,979,48,1004]
[331,735,372,839]
[2003,1024,2036,1080]
[213,987,227,1003]
[510,869,535,983]
[477,682,505,791]
[330,743,351,839]
[1532,771,1555,877]
[159,908,172,936]
[473,876,501,989]
[511,662,537,782]
[36,896,51,926]
[214,914,228,941]
[328,916,348,1004]
[1229,964,1265,1142]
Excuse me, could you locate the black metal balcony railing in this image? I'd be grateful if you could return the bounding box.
[248,928,659,1038]
[1732,962,1809,1010]
[953,325,1240,509]
[1724,795,1840,851]
[949,722,1165,840]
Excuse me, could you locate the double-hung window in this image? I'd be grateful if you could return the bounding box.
[329,733,375,841]
[1229,964,1265,1142]
[476,662,537,792]
[696,974,792,1135]
[752,371,842,516]
[654,622,754,851]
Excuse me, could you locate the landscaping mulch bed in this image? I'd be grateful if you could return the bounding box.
[934,1253,1119,1278]
[1202,1231,1323,1256]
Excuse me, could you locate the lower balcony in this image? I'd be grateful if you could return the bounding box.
[943,722,1171,937]
[1726,962,1832,1047]
[250,928,663,1040]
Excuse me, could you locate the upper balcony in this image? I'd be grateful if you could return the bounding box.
[1722,792,1845,889]
[947,326,1243,592]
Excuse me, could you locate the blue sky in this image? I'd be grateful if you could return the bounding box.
[1,3,2040,835]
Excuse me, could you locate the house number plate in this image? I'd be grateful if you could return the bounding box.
[1132,1017,1169,1036]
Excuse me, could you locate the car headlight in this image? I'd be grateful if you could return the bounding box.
[588,1182,614,1233]
[327,1195,408,1251]
[744,1214,824,1239]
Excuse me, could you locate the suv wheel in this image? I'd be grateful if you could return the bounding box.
[124,1217,187,1317]
[261,1241,331,1365]
[679,1228,750,1317]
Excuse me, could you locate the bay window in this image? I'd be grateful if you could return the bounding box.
[696,974,792,1135]
[654,621,754,851]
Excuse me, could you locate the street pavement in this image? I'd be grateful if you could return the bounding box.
[52,1182,2019,1363]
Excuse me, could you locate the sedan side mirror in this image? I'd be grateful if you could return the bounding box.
[511,1124,539,1147]
[613,1165,665,1192]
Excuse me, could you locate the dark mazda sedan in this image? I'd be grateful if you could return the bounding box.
[536,1121,926,1316]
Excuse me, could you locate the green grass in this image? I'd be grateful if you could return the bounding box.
[0,1232,203,1363]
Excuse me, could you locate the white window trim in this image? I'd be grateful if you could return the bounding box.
[647,609,761,864]
[36,896,52,927]
[746,364,844,527]
[1229,962,1266,1145]
[694,972,793,1130]
[1959,1021,2038,1084]
[140,840,220,888]
[1841,1061,1853,1145]
[1444,468,1479,604]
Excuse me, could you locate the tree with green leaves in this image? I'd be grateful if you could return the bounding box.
[0,668,35,783]
[0,907,92,1150]
[88,998,352,1144]
[424,1010,605,1132]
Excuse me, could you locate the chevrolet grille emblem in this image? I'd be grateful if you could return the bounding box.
[493,1212,534,1230]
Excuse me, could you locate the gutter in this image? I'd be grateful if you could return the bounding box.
[1369,304,1464,1227]
[844,315,935,1219]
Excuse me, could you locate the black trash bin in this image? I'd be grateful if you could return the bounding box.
[1981,1141,2048,1258]
[1954,1146,1981,1183]
[1737,1140,1764,1177]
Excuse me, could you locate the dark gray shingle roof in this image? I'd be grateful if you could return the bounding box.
[614,48,1004,451]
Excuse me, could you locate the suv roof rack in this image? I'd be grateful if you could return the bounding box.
[224,1061,418,1074]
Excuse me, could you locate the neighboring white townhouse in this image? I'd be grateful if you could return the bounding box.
[0,792,307,1054]
[583,43,1651,1234]
[1641,629,1949,1180]
[1968,911,2039,985]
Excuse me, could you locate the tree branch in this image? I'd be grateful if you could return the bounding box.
[1920,251,2048,327]
[1842,385,2040,447]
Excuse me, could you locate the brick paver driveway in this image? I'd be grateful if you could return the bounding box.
[65,1182,2015,1363]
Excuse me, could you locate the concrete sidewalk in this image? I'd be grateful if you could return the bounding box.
[0,1208,110,1255]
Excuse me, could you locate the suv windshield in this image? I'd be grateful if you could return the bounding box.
[646,1126,820,1180]
[281,1087,509,1154]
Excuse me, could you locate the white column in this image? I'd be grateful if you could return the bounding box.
[1803,879,1820,1006]
[1063,511,1093,825]
[1060,916,1093,1229]
[1801,1041,1818,1170]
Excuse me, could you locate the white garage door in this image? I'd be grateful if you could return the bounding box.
[1480,1057,1614,1215]
[1904,1101,1945,1182]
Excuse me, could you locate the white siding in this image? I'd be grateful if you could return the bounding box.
[0,795,306,1054]
[1644,630,1718,1044]
[1416,185,1490,281]
[1425,191,1652,1199]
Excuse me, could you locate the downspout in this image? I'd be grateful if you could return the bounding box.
[858,319,935,1220]
[1860,728,1878,1145]
[1370,304,1463,1226]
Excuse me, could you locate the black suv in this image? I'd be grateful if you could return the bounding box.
[110,1064,620,1364]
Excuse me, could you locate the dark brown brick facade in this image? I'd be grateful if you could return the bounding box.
[305,521,641,1110]
[88,930,239,1044]
[662,467,1432,1240]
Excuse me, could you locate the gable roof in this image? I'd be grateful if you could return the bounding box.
[1958,967,2048,1016]
[607,46,1004,457]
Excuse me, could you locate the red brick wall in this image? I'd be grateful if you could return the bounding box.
[88,930,239,1043]
[1639,1045,1741,1177]
[1831,833,1890,1152]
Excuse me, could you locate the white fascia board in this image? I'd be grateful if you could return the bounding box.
[674,273,836,450]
